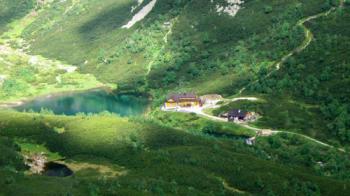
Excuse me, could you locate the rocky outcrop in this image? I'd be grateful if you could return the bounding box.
[212,0,244,17]
[24,153,47,174]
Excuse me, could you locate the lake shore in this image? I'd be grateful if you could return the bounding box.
[0,85,114,109]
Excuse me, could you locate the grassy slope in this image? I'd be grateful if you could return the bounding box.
[23,0,134,64]
[235,5,350,145]
[147,0,329,94]
[0,46,104,103]
[213,97,333,142]
[0,1,114,103]
[0,0,349,195]
[21,0,173,87]
[0,0,34,34]
[151,109,256,138]
[0,110,350,195]
[22,0,330,92]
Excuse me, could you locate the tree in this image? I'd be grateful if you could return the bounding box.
[202,123,222,135]
[188,63,200,77]
[162,71,177,86]
[264,6,273,14]
[333,108,350,142]
[2,79,27,96]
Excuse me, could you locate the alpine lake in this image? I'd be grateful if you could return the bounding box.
[14,89,150,117]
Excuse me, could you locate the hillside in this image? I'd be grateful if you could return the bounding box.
[0,0,349,195]
[0,0,34,34]
[238,3,350,146]
[1,110,350,195]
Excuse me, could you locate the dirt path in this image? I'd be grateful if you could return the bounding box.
[237,5,340,95]
[63,0,80,15]
[223,4,346,149]
[200,108,344,151]
[146,17,177,76]
[163,96,345,151]
[217,177,247,195]
[162,4,344,148]
[202,106,342,150]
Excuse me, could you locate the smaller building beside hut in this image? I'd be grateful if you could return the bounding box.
[164,93,202,109]
[224,109,257,122]
[200,94,223,105]
[228,109,247,121]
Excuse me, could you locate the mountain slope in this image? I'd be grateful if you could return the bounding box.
[242,4,350,145]
[0,0,34,34]
[1,110,350,195]
[15,0,337,91]
[0,0,350,195]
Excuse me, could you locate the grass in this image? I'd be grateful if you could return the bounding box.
[212,95,347,145]
[0,1,120,103]
[0,0,349,195]
[1,110,350,195]
[0,0,34,34]
[241,4,350,145]
[19,0,331,92]
[15,139,63,161]
[0,8,36,42]
[0,47,106,103]
[151,109,255,138]
[147,0,330,94]
[20,0,169,86]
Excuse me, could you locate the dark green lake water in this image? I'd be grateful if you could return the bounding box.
[15,90,149,116]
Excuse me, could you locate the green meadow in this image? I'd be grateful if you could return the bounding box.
[1,110,350,195]
[0,0,349,195]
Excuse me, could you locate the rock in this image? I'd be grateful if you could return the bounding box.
[24,153,48,174]
[0,75,7,85]
[213,0,244,17]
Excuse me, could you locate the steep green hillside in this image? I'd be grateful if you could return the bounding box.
[19,0,337,92]
[1,110,350,195]
[148,0,331,93]
[0,0,349,195]
[241,5,350,145]
[0,0,34,34]
[21,0,178,87]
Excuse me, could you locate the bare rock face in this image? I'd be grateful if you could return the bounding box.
[212,0,245,17]
[24,153,48,174]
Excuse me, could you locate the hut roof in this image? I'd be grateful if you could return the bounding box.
[228,109,247,118]
[167,93,199,102]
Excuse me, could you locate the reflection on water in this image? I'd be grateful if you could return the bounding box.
[15,90,149,116]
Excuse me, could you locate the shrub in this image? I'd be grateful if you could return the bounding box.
[264,6,273,14]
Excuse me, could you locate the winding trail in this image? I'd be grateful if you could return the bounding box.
[238,5,340,95]
[217,177,247,195]
[146,17,177,76]
[215,3,347,150]
[163,96,345,151]
[63,0,80,15]
[158,2,347,151]
[207,107,344,151]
